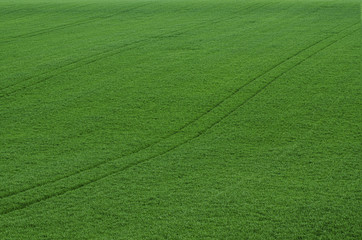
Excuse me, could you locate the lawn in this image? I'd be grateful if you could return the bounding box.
[0,0,361,239]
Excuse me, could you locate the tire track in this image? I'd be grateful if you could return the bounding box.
[0,38,148,96]
[0,3,54,18]
[0,2,253,93]
[0,3,151,44]
[0,2,154,94]
[0,2,89,23]
[0,22,358,215]
[0,5,353,198]
[0,2,267,97]
[190,26,361,141]
[0,2,268,199]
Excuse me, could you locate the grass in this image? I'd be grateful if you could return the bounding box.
[0,0,361,239]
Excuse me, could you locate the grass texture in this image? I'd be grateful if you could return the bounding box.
[0,0,361,239]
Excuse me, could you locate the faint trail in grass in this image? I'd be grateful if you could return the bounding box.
[0,2,266,199]
[0,21,358,215]
[0,7,353,198]
[0,2,54,18]
[0,2,90,23]
[0,3,151,44]
[188,26,361,141]
[0,2,266,97]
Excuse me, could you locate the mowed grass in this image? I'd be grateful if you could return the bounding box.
[0,0,361,239]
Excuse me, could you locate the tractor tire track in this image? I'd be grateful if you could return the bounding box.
[189,27,361,141]
[0,2,268,199]
[0,2,91,24]
[0,22,358,215]
[0,2,266,97]
[0,3,151,44]
[0,3,154,93]
[0,7,353,199]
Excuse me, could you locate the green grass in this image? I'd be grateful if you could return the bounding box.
[0,0,361,239]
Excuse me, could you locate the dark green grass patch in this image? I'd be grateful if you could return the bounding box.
[0,0,361,239]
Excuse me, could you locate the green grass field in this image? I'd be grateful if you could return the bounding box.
[0,0,361,239]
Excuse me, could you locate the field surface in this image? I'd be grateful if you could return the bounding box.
[0,0,361,239]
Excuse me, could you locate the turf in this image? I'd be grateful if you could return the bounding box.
[0,0,361,239]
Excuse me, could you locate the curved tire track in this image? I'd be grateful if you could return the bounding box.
[0,2,268,199]
[1,2,309,201]
[0,2,270,97]
[0,22,359,215]
[0,3,151,44]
